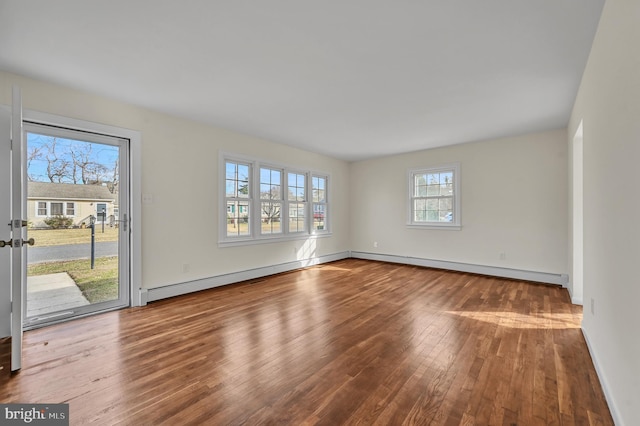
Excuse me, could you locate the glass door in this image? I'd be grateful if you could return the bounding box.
[23,122,130,328]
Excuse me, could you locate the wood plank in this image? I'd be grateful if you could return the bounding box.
[0,259,614,425]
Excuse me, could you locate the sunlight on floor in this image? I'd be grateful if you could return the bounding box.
[446,311,581,329]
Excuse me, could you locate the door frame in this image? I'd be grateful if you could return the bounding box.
[23,121,132,327]
[21,109,142,310]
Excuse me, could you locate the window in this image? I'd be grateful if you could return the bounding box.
[225,160,251,237]
[36,201,77,217]
[37,201,47,216]
[312,175,328,232]
[260,167,282,235]
[408,163,460,228]
[50,202,64,216]
[287,172,306,233]
[220,154,331,245]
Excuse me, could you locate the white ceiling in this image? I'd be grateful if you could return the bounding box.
[0,1,604,161]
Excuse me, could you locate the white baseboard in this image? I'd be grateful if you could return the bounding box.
[146,251,350,303]
[350,251,569,286]
[146,251,568,303]
[582,327,622,425]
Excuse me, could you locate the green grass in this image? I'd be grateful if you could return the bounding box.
[28,227,119,247]
[28,256,118,304]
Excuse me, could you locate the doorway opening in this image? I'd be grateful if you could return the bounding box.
[24,122,130,328]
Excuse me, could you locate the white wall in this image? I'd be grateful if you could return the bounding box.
[568,0,640,423]
[350,129,568,276]
[0,71,350,332]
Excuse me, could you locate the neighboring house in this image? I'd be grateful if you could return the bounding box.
[27,181,116,228]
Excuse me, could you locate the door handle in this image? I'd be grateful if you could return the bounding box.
[7,220,28,228]
[0,238,35,248]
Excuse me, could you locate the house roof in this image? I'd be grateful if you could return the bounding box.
[28,182,115,202]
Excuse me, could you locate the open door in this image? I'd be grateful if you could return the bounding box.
[10,86,26,371]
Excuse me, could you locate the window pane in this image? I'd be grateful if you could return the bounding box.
[66,202,75,216]
[414,174,427,197]
[51,202,63,215]
[426,184,439,196]
[289,203,306,232]
[312,176,326,202]
[261,202,282,234]
[226,161,250,198]
[288,173,306,201]
[313,204,326,230]
[439,172,453,184]
[226,201,250,237]
[37,202,47,215]
[440,183,453,196]
[260,167,282,200]
[439,198,452,211]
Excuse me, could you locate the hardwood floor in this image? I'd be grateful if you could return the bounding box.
[1,259,612,425]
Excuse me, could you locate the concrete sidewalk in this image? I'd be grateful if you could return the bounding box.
[27,273,90,318]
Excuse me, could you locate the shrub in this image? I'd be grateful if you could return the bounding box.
[43,215,74,229]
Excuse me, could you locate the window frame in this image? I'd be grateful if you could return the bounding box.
[219,152,331,246]
[36,201,47,217]
[407,163,461,230]
[35,201,77,217]
[311,174,329,233]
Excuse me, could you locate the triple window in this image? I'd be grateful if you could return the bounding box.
[36,201,76,217]
[223,156,329,244]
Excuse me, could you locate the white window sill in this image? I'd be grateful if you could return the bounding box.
[219,231,332,248]
[406,223,461,231]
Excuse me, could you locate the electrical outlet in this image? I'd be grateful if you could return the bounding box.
[373,241,378,248]
[499,252,506,260]
[182,263,190,273]
[590,298,595,315]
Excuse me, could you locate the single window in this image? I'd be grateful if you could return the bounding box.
[287,172,306,233]
[50,202,63,216]
[37,201,47,216]
[66,202,75,216]
[225,160,251,237]
[312,175,328,232]
[408,164,460,228]
[260,167,282,235]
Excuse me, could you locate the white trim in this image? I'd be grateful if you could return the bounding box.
[350,251,569,285]
[582,327,622,426]
[23,109,143,307]
[218,231,332,248]
[146,251,569,303]
[146,251,350,302]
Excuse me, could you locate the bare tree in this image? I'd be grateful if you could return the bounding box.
[261,185,281,224]
[29,135,119,189]
[26,145,43,181]
[45,138,71,183]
